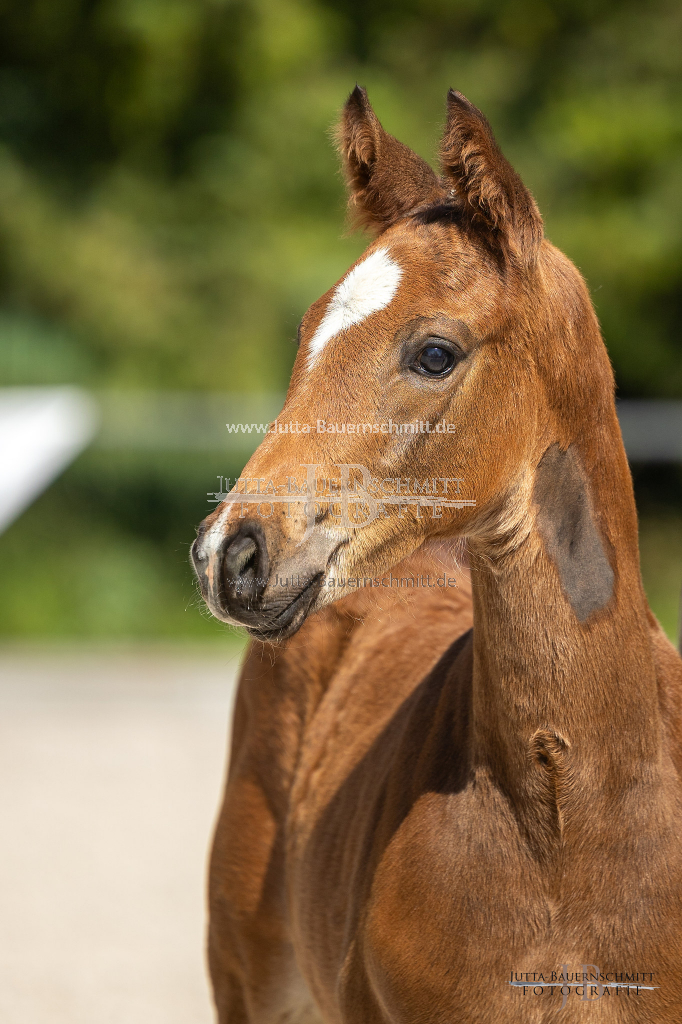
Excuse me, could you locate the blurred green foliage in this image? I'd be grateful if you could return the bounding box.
[0,0,681,638]
[0,451,230,637]
[639,514,682,643]
[1,0,681,394]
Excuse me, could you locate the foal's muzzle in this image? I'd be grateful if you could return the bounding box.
[191,521,325,641]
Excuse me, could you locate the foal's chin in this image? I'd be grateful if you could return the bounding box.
[206,573,326,643]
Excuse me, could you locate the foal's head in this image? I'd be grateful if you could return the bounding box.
[192,87,618,640]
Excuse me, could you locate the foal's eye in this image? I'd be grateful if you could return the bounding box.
[414,345,456,377]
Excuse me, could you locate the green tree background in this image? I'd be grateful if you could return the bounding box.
[0,0,681,639]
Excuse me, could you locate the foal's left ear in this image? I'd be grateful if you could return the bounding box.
[440,90,543,264]
[337,85,447,234]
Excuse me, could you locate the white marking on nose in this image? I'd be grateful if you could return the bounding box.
[200,505,233,560]
[307,247,402,366]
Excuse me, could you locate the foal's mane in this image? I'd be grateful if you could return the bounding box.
[409,200,462,226]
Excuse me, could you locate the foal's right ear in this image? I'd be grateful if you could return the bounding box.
[337,86,446,235]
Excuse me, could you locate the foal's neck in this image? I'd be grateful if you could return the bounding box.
[468,421,661,796]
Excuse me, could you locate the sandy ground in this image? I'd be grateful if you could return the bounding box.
[0,645,244,1024]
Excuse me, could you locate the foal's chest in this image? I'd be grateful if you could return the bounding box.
[290,777,679,1023]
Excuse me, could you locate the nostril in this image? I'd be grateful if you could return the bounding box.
[233,539,257,577]
[221,525,269,612]
[223,535,260,593]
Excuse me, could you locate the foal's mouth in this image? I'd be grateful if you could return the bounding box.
[242,572,325,642]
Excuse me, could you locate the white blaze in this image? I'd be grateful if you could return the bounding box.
[307,247,402,366]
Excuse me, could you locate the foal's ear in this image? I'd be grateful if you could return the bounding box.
[440,90,543,264]
[337,85,446,234]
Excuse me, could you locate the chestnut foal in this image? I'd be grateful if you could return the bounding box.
[192,89,682,1023]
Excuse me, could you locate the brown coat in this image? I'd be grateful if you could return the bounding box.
[193,88,682,1023]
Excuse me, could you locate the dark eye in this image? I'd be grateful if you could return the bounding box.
[414,344,456,377]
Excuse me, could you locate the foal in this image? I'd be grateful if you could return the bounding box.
[192,88,682,1023]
